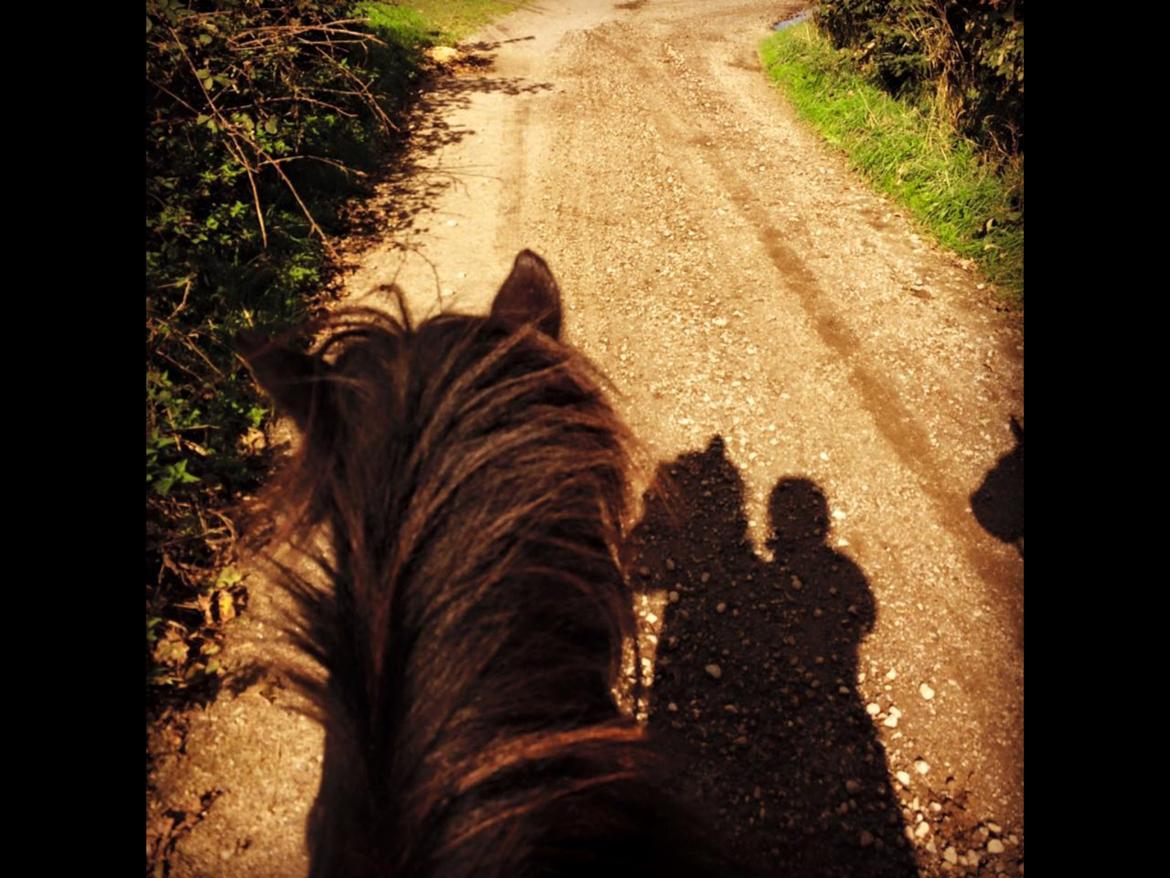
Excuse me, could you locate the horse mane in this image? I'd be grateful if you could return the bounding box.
[247,302,740,877]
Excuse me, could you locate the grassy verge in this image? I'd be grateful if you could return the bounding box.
[759,22,1023,304]
[388,0,528,43]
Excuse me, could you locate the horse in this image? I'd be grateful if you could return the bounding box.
[240,251,745,877]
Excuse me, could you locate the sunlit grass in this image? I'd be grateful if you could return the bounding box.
[366,0,529,44]
[760,23,1022,304]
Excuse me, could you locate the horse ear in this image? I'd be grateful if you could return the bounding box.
[236,330,322,428]
[491,249,562,339]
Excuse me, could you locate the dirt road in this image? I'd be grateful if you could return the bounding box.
[147,3,1023,875]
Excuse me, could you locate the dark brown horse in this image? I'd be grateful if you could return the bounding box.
[241,252,744,878]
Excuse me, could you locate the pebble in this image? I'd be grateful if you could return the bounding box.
[667,702,678,712]
[883,714,899,728]
[845,779,861,793]
[666,559,676,571]
[944,847,958,864]
[987,822,1002,834]
[716,602,727,614]
[896,771,911,786]
[915,759,930,775]
[914,821,930,838]
[638,566,651,577]
[866,703,881,716]
[701,572,711,583]
[832,509,846,520]
[886,668,898,681]
[790,575,803,590]
[919,682,935,700]
[705,664,723,679]
[859,831,874,847]
[988,839,1005,854]
[669,590,680,603]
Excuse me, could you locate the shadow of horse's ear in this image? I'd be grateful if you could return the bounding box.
[236,331,322,428]
[491,249,562,339]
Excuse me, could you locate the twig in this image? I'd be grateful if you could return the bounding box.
[244,94,358,118]
[313,44,398,133]
[167,277,192,321]
[152,348,205,384]
[174,328,226,379]
[171,28,342,258]
[171,27,270,249]
[208,509,239,546]
[259,154,367,177]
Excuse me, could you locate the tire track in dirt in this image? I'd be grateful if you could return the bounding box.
[591,28,1020,615]
[527,9,1023,861]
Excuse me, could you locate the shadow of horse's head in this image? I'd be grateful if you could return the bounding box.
[970,416,1023,553]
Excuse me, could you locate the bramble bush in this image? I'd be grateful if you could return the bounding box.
[817,0,1023,159]
[146,0,433,702]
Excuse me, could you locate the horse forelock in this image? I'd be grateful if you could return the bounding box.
[252,306,673,876]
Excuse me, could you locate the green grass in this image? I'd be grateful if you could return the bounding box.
[365,1,529,45]
[760,23,1023,304]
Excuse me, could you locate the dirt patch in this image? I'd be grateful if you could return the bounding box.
[148,2,1023,876]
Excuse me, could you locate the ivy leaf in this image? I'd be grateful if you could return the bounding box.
[216,566,243,587]
[216,590,237,622]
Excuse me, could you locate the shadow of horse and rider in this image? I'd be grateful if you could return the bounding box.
[626,435,917,877]
[628,422,1021,877]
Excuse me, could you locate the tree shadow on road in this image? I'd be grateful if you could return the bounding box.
[628,436,919,878]
[340,40,554,269]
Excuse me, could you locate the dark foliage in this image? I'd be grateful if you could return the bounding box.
[146,0,427,701]
[817,0,1024,156]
